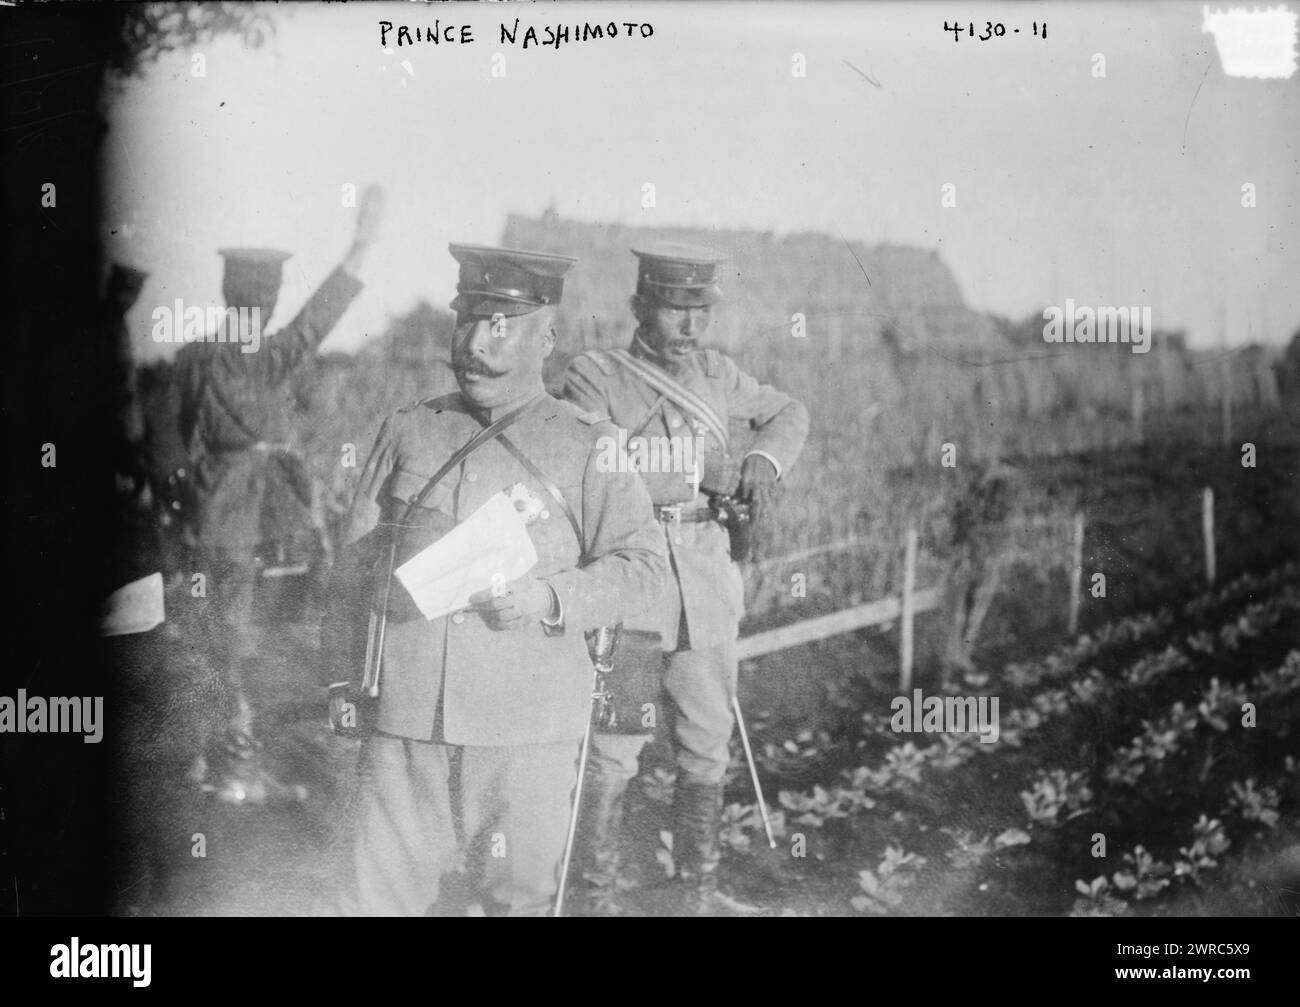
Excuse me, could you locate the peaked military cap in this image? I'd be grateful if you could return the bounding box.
[218,248,292,291]
[449,244,577,318]
[631,242,726,308]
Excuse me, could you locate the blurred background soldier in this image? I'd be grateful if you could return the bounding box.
[320,244,666,916]
[175,186,384,795]
[932,458,1023,688]
[563,243,810,914]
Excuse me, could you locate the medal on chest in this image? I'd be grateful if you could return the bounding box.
[505,481,549,524]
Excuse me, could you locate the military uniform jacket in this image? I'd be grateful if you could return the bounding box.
[177,267,363,550]
[322,392,667,746]
[563,339,809,649]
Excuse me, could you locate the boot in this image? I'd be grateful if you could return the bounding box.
[671,779,761,916]
[575,773,630,915]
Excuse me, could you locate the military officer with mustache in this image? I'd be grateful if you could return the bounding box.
[321,244,667,916]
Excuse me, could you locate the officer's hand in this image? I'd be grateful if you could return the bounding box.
[328,684,360,737]
[737,454,778,509]
[468,578,557,631]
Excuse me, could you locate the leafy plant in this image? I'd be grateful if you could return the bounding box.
[778,785,852,827]
[1030,688,1072,718]
[881,742,929,787]
[1226,779,1280,830]
[928,733,980,769]
[1122,645,1189,687]
[851,846,927,914]
[759,728,830,774]
[1111,845,1172,901]
[1252,650,1300,698]
[1106,702,1199,786]
[1070,669,1107,705]
[718,802,788,853]
[1197,678,1248,732]
[1069,875,1130,917]
[1020,768,1093,826]
[1173,815,1231,886]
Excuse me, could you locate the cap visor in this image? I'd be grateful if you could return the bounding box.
[450,294,548,318]
[645,287,722,309]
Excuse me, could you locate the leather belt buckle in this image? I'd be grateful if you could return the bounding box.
[657,504,682,525]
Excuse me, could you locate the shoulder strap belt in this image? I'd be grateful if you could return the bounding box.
[462,399,585,558]
[395,394,544,527]
[628,393,668,440]
[608,349,730,451]
[494,434,584,555]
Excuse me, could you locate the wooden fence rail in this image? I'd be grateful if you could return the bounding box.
[737,587,943,662]
[737,485,1231,680]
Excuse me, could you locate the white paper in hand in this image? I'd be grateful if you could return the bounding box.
[393,490,538,621]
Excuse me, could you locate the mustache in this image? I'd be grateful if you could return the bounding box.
[453,358,507,378]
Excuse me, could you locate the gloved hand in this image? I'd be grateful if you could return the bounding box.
[735,455,779,562]
[328,683,360,737]
[737,454,778,512]
[468,578,557,631]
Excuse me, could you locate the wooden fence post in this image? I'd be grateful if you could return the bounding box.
[899,524,917,690]
[1068,511,1085,635]
[1202,487,1216,587]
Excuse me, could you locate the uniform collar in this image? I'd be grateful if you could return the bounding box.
[460,385,549,424]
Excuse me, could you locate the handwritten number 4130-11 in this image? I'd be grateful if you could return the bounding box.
[944,21,1046,41]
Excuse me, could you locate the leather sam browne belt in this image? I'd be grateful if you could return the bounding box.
[654,503,715,524]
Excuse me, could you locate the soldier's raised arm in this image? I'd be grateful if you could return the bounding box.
[241,184,386,386]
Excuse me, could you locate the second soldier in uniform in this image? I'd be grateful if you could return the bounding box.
[563,243,810,914]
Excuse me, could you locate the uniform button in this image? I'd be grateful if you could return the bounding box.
[451,612,465,625]
[674,536,684,545]
[408,494,419,504]
[670,418,682,429]
[465,472,478,483]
